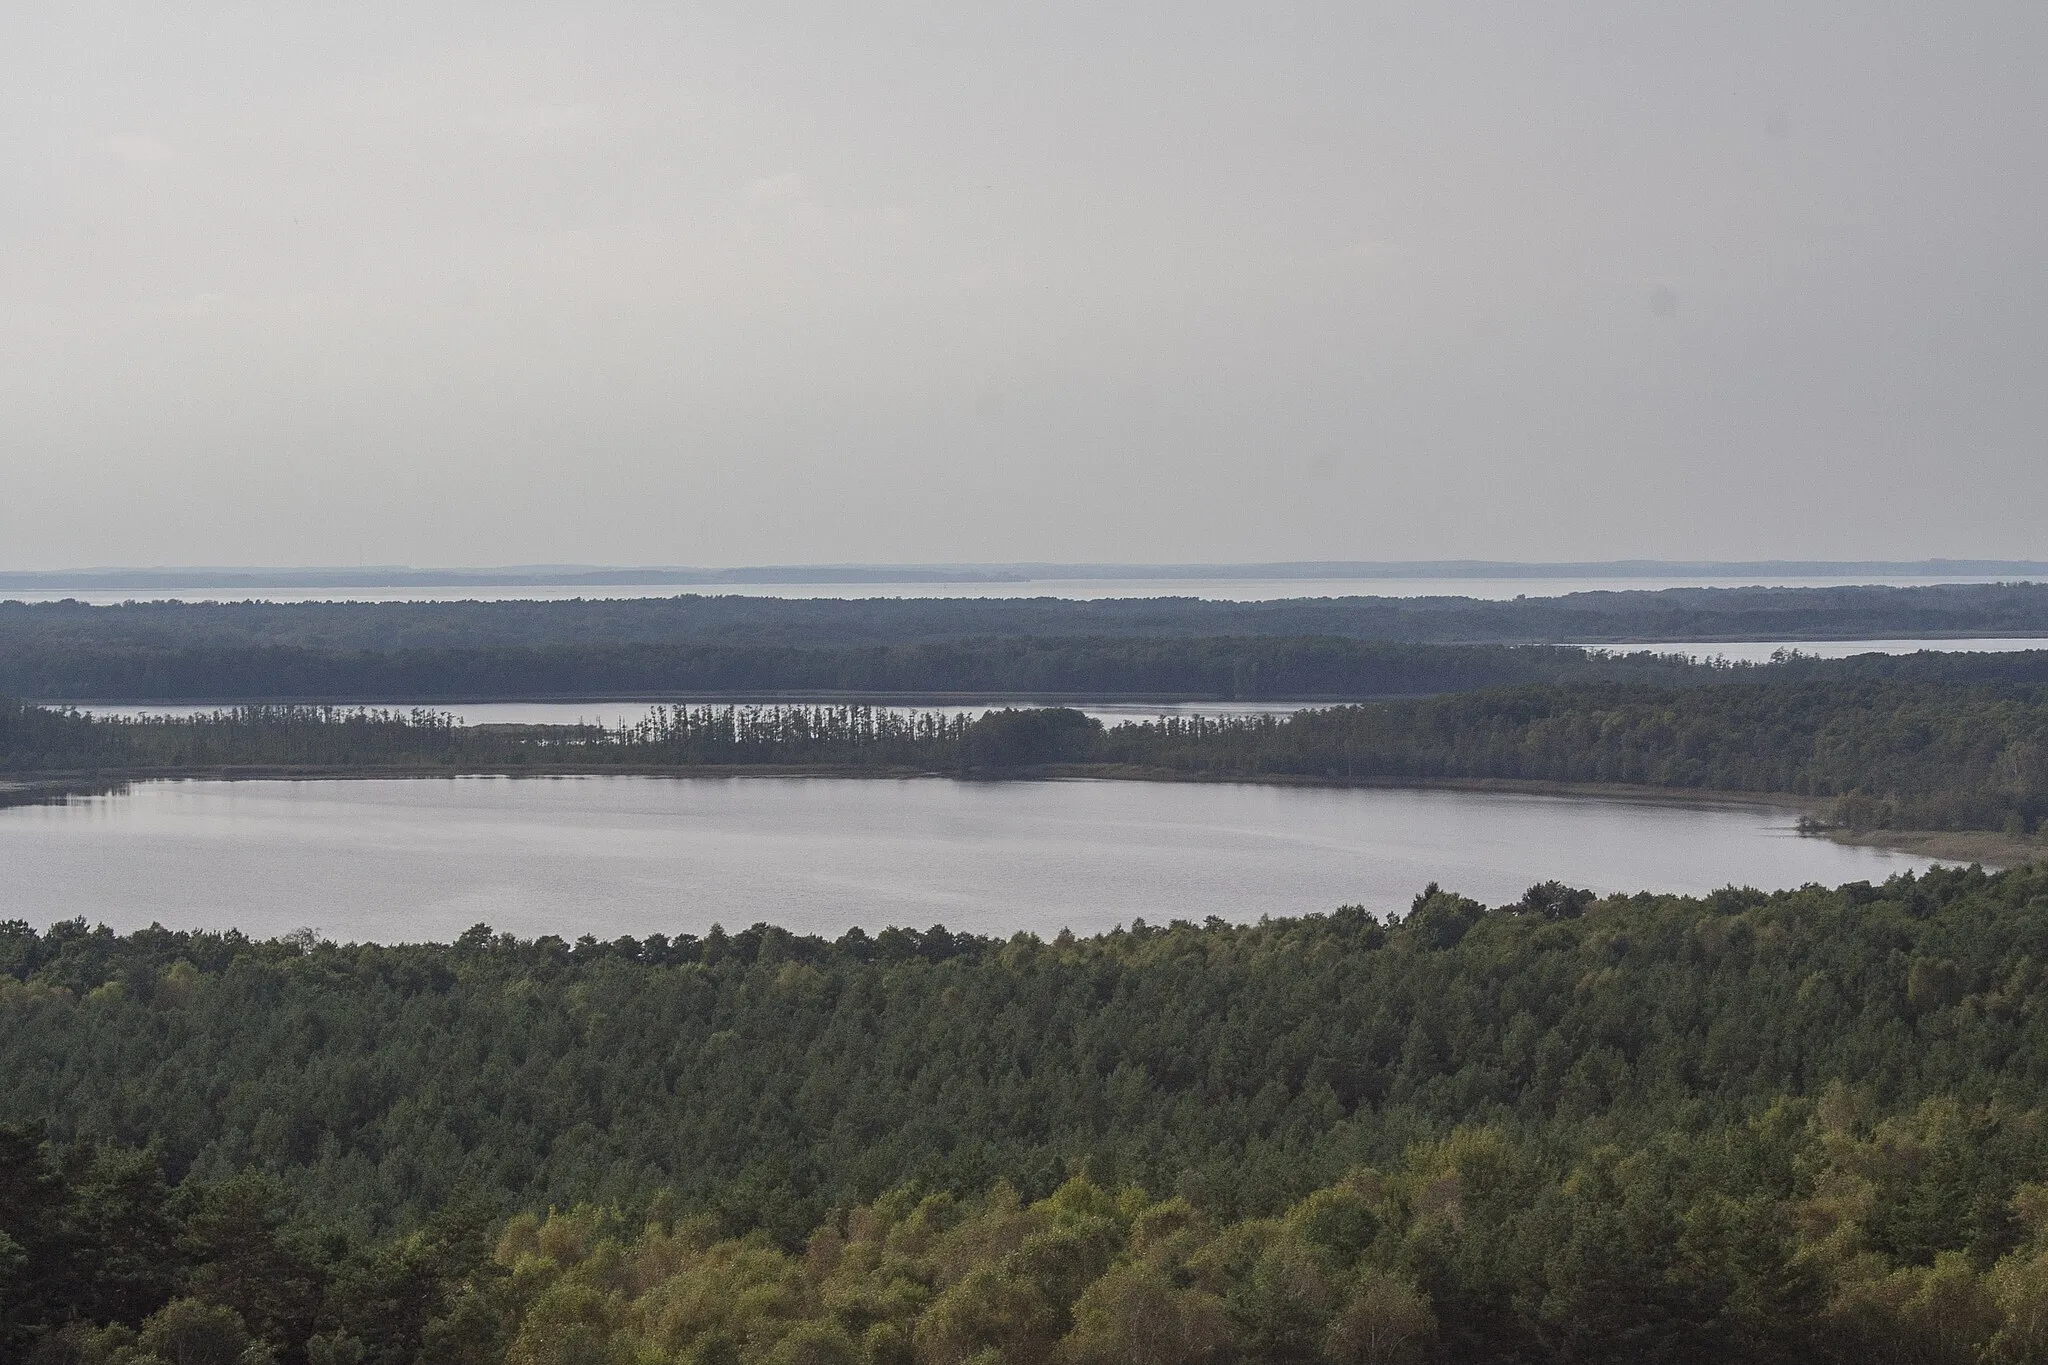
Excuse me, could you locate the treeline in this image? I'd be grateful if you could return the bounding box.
[8,582,2048,654]
[1103,681,2048,835]
[0,703,983,774]
[10,866,2048,1362]
[7,677,2047,832]
[0,638,1731,705]
[9,634,2048,707]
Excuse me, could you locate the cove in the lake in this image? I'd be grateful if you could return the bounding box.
[0,775,1936,943]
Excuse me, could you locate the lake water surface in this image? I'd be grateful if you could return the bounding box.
[1630,637,2047,664]
[0,775,1936,943]
[71,699,1315,727]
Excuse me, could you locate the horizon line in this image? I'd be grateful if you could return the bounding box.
[2,557,2048,589]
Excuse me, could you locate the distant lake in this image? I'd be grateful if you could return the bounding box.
[5,573,2034,606]
[66,639,2046,730]
[70,700,1313,727]
[1602,637,2048,664]
[0,775,1935,944]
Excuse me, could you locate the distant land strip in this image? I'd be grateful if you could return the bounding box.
[8,584,2048,661]
[6,637,2048,706]
[3,557,2047,591]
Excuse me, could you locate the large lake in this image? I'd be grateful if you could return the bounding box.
[0,775,1935,944]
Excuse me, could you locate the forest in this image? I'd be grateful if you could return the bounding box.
[6,585,2047,705]
[7,582,2048,656]
[7,864,2048,1363]
[0,637,1720,704]
[5,675,2045,834]
[5,634,2048,706]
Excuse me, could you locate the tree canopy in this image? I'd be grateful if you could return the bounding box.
[8,866,2048,1362]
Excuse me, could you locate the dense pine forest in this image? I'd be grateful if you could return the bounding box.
[0,637,1723,705]
[8,865,2048,1363]
[6,586,2047,705]
[1099,681,2048,835]
[6,634,2048,707]
[6,676,2045,834]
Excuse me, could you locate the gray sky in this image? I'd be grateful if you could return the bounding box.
[3,3,2043,569]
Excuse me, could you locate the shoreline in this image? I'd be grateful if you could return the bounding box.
[8,763,2038,869]
[1816,826,2047,867]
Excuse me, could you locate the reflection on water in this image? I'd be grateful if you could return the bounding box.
[0,775,1936,944]
[69,699,1315,727]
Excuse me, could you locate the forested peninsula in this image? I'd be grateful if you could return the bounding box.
[6,674,2046,839]
[9,866,2048,1363]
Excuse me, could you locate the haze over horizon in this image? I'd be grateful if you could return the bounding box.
[7,557,2048,583]
[5,3,2044,570]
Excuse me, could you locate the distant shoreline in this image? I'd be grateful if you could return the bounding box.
[5,557,2047,593]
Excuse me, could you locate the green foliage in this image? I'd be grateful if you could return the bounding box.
[4,867,2048,1240]
[961,709,1104,768]
[25,1143,2048,1365]
[1097,680,2048,833]
[12,868,2048,1360]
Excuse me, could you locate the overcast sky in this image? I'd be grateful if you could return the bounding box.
[2,3,2043,569]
